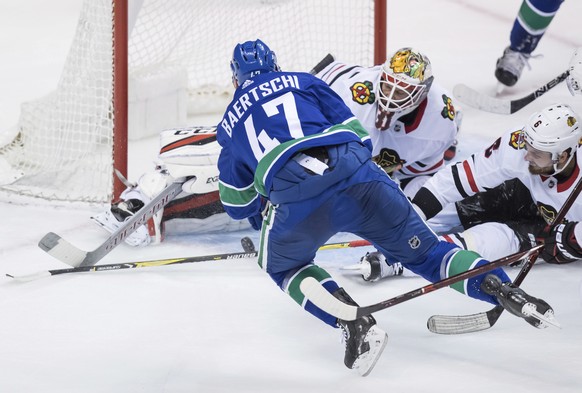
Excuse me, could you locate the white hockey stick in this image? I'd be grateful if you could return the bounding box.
[38,182,183,268]
[453,71,569,115]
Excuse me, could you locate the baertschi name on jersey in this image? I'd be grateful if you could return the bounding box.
[220,75,301,137]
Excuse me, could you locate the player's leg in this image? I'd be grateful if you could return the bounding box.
[495,0,564,86]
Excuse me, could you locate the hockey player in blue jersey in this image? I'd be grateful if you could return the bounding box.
[216,39,555,376]
[495,0,564,87]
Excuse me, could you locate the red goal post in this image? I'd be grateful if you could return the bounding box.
[0,0,386,204]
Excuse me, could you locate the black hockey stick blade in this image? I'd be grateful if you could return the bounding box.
[453,70,569,114]
[38,182,183,268]
[300,245,543,321]
[309,53,335,75]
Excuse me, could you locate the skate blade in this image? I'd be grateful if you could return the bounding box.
[353,326,388,377]
[495,83,506,95]
[522,303,561,329]
[341,264,367,271]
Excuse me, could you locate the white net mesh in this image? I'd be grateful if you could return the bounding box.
[0,0,377,204]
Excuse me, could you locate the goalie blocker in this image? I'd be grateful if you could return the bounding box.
[92,126,248,246]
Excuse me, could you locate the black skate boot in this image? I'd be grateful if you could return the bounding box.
[333,288,388,376]
[480,274,560,329]
[495,46,531,87]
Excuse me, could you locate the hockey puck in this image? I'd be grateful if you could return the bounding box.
[241,237,256,253]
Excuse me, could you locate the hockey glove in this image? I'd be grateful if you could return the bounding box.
[540,222,582,264]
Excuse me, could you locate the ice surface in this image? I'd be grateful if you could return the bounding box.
[1,1,582,392]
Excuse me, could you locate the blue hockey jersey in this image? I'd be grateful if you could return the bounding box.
[217,71,372,220]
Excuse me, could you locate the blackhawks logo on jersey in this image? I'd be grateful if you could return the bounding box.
[509,129,525,150]
[350,81,376,105]
[373,148,406,174]
[440,94,455,121]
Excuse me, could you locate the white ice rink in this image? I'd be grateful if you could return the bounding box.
[1,1,582,392]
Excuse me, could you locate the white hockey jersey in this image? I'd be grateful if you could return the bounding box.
[316,61,459,180]
[420,128,582,224]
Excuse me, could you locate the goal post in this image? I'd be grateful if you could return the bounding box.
[0,0,387,204]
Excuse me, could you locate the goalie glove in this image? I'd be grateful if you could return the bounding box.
[540,222,582,264]
[567,47,582,96]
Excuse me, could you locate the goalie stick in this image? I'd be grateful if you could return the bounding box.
[453,70,569,114]
[11,238,372,281]
[38,182,184,268]
[427,173,582,334]
[300,244,543,321]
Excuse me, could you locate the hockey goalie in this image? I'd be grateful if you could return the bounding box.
[92,126,249,246]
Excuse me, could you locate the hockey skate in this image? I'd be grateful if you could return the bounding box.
[342,251,404,282]
[91,199,151,247]
[480,274,560,329]
[495,46,531,87]
[333,288,388,376]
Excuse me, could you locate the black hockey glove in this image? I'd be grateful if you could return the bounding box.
[540,222,582,264]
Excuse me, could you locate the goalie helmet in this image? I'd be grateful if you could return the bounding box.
[521,103,582,173]
[230,39,280,86]
[378,47,434,115]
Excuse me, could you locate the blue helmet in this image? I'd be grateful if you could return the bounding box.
[230,39,280,85]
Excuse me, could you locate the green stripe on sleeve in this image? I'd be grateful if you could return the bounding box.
[218,182,257,207]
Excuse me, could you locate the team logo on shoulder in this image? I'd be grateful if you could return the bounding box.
[373,148,406,173]
[440,94,455,121]
[537,203,558,226]
[408,235,421,249]
[350,81,376,105]
[509,130,525,150]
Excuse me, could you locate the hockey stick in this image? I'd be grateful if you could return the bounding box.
[300,244,543,321]
[427,174,582,334]
[309,53,335,75]
[453,70,569,115]
[8,250,258,282]
[10,238,372,282]
[38,182,184,268]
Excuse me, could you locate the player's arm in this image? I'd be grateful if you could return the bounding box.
[412,132,518,220]
[217,143,262,222]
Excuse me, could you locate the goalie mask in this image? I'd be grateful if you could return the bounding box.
[520,103,582,175]
[377,48,434,122]
[230,39,280,87]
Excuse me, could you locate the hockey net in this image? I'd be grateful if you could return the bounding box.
[0,0,385,204]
